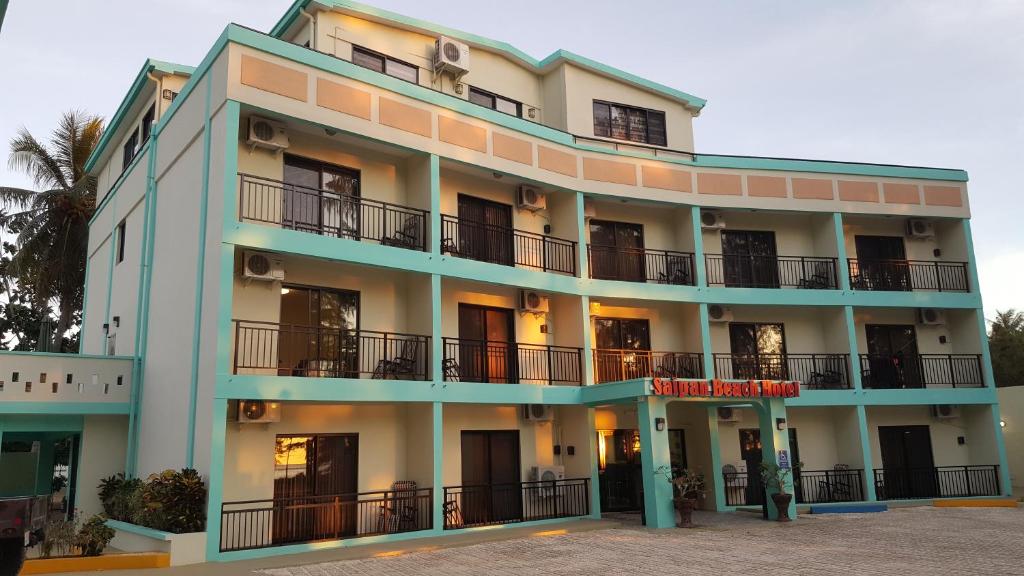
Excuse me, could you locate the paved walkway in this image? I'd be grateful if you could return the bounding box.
[258,507,1024,576]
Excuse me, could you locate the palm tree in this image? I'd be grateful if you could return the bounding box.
[0,110,104,351]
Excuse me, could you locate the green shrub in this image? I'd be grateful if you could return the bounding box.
[97,473,143,523]
[139,468,207,534]
[74,515,114,557]
[40,515,78,558]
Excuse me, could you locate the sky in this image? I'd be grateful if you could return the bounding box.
[0,0,1021,320]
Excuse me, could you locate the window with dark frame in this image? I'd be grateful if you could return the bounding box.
[351,45,419,84]
[122,129,139,170]
[592,101,667,146]
[141,103,156,143]
[116,220,127,264]
[468,86,522,118]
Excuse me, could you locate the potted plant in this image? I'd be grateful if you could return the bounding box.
[656,466,706,528]
[759,461,800,522]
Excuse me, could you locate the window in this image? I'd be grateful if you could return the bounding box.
[141,103,156,143]
[468,87,522,117]
[116,220,127,264]
[122,129,139,170]
[351,46,419,84]
[592,101,667,146]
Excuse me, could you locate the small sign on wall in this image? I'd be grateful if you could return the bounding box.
[777,449,791,470]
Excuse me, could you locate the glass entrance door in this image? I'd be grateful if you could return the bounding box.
[460,431,522,524]
[865,324,921,388]
[878,425,936,498]
[721,230,779,288]
[854,235,910,290]
[589,220,645,281]
[594,318,651,382]
[457,194,514,265]
[457,304,515,383]
[273,434,359,543]
[728,322,787,379]
[283,155,361,239]
[279,286,360,377]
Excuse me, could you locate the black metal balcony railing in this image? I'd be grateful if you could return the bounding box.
[723,471,764,506]
[859,354,983,389]
[443,478,590,529]
[848,259,969,292]
[593,350,704,384]
[441,215,577,275]
[794,469,865,504]
[874,466,1000,500]
[442,338,583,386]
[705,254,839,289]
[238,174,429,251]
[233,320,431,380]
[712,353,851,389]
[587,246,696,285]
[219,488,432,552]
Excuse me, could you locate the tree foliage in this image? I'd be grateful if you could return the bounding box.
[990,309,1024,388]
[0,110,102,350]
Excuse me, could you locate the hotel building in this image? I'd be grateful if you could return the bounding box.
[0,0,1010,562]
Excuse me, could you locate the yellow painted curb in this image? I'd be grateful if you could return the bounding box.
[21,552,170,574]
[933,499,1019,508]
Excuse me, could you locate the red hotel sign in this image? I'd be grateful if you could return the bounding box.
[651,378,800,399]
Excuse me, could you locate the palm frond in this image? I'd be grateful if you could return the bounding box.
[8,128,69,190]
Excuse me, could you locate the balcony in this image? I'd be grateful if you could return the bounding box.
[441,215,577,275]
[705,254,839,289]
[441,338,583,385]
[858,354,983,389]
[848,259,969,292]
[220,487,433,552]
[874,466,1000,500]
[443,478,591,529]
[587,246,696,285]
[593,350,704,384]
[712,353,852,389]
[232,320,431,380]
[724,467,866,506]
[238,174,429,251]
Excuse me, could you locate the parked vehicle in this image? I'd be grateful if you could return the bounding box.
[0,495,47,576]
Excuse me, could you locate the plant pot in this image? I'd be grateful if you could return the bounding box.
[674,497,698,528]
[770,493,793,522]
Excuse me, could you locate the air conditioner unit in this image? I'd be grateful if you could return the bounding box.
[517,185,547,212]
[246,116,290,152]
[701,210,726,229]
[931,404,960,419]
[531,465,565,483]
[917,308,946,325]
[433,36,470,76]
[243,251,285,281]
[583,198,597,219]
[523,404,555,422]
[906,219,935,239]
[717,406,741,423]
[708,304,733,323]
[520,290,550,314]
[237,400,281,424]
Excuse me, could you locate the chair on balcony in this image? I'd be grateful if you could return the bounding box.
[816,464,856,502]
[659,257,692,285]
[377,481,420,533]
[381,216,423,250]
[808,370,845,389]
[441,237,461,257]
[654,354,699,379]
[798,262,833,289]
[442,358,461,381]
[371,339,422,380]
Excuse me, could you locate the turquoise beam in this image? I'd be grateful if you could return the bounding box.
[843,305,863,390]
[579,295,594,386]
[637,397,674,528]
[575,192,588,278]
[429,154,440,256]
[832,213,851,290]
[216,101,241,378]
[706,406,725,510]
[204,398,228,562]
[430,274,443,383]
[756,398,796,520]
[431,401,444,532]
[585,407,601,519]
[689,206,707,287]
[698,303,714,378]
[855,404,877,501]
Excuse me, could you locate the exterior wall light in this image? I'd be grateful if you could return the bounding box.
[1001,420,1007,428]
[776,417,787,431]
[655,417,665,432]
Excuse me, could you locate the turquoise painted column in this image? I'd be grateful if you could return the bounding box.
[698,304,714,379]
[637,397,674,528]
[579,295,594,385]
[843,306,863,390]
[706,406,726,510]
[689,206,707,287]
[989,403,1012,496]
[757,398,796,520]
[575,192,589,279]
[204,398,228,562]
[585,407,601,519]
[431,401,445,531]
[429,155,441,256]
[832,212,851,290]
[855,405,877,501]
[431,274,443,384]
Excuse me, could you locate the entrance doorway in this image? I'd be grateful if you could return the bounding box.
[589,220,645,281]
[457,194,514,265]
[460,430,522,525]
[458,304,516,383]
[597,428,687,514]
[738,428,765,505]
[864,324,921,388]
[594,318,652,382]
[278,286,360,377]
[878,425,936,499]
[721,230,779,288]
[273,434,359,543]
